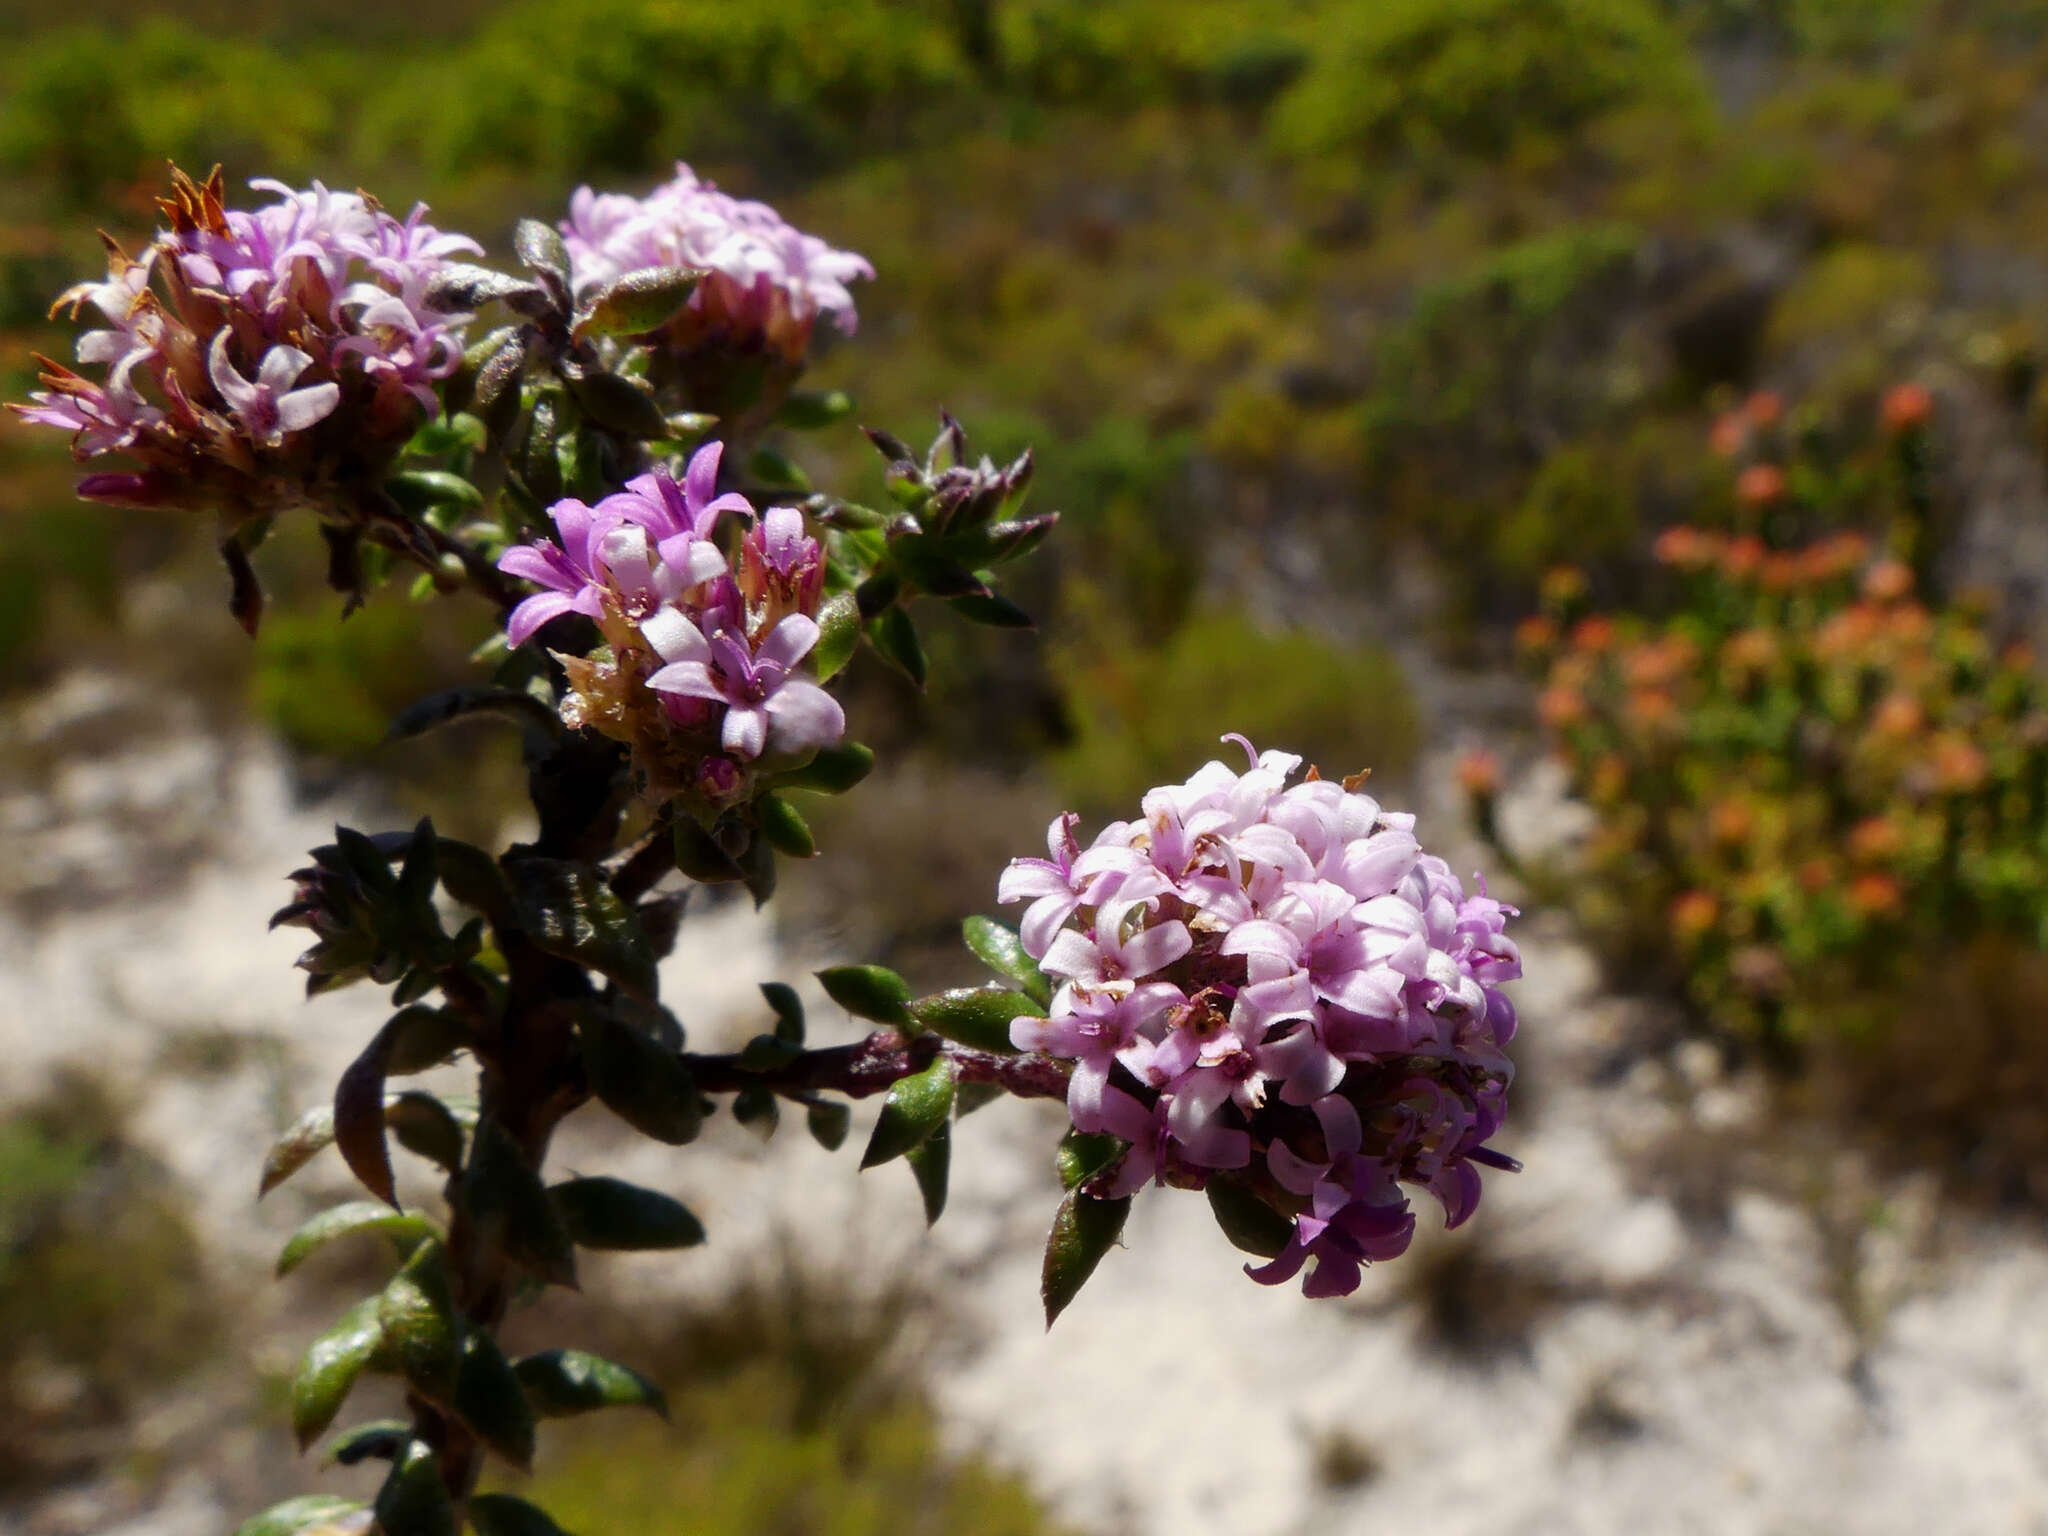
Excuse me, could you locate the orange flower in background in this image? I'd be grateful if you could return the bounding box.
[1736,463,1787,511]
[1569,614,1617,654]
[1862,559,1915,603]
[1815,603,1882,661]
[1847,871,1906,918]
[1932,734,1989,793]
[1848,816,1902,864]
[1722,533,1767,579]
[1456,748,1502,799]
[1654,524,1719,570]
[1709,797,1757,847]
[1538,685,1587,729]
[1870,692,1925,740]
[1626,687,1677,728]
[1744,390,1784,429]
[1515,613,1558,654]
[1671,889,1720,943]
[1590,753,1630,803]
[1759,551,1804,592]
[1709,412,1747,458]
[1881,382,1934,435]
[1798,858,1836,894]
[1541,565,1589,610]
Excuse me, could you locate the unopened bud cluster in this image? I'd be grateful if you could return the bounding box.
[1002,739,1520,1298]
[500,440,843,808]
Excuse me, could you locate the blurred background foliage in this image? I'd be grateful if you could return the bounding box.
[16,0,2048,1517]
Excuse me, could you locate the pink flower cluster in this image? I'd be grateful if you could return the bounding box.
[561,162,873,363]
[500,440,844,802]
[1003,739,1520,1298]
[14,168,477,515]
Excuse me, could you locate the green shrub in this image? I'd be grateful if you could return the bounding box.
[1053,608,1420,813]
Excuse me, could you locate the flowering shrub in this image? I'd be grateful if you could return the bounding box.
[12,163,1521,1536]
[1508,388,2048,1052]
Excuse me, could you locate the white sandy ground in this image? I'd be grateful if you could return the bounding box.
[4,688,2048,1535]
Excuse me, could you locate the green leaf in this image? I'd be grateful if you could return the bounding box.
[755,793,816,858]
[384,469,484,515]
[962,916,1052,1007]
[378,1238,461,1406]
[1042,1191,1132,1328]
[550,1176,705,1251]
[434,839,517,927]
[375,1442,457,1536]
[233,1495,366,1536]
[454,1329,536,1471]
[949,590,1033,628]
[737,1033,803,1072]
[465,1120,577,1289]
[1205,1178,1295,1260]
[811,592,860,683]
[908,986,1031,1053]
[746,444,811,491]
[860,1057,956,1169]
[761,982,804,1044]
[775,389,855,430]
[513,218,571,285]
[1055,1129,1122,1191]
[866,605,927,686]
[469,1493,577,1536]
[507,857,658,1000]
[816,964,912,1025]
[259,1105,338,1199]
[771,740,873,794]
[323,1419,410,1467]
[567,369,669,438]
[906,1119,951,1226]
[671,816,745,883]
[733,1083,780,1136]
[572,265,703,339]
[290,1296,387,1451]
[386,687,560,744]
[580,1012,703,1145]
[513,1350,668,1421]
[277,1202,439,1278]
[386,1091,468,1175]
[385,1006,469,1076]
[806,1100,851,1151]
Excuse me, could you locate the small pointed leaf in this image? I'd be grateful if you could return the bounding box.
[513,1349,668,1420]
[806,1100,851,1151]
[386,688,561,744]
[374,1442,457,1536]
[1055,1129,1122,1191]
[580,1013,703,1145]
[1042,1191,1132,1328]
[867,606,926,686]
[378,1238,461,1406]
[771,740,873,794]
[775,389,855,430]
[908,986,1032,1052]
[386,1091,467,1174]
[466,1120,577,1289]
[761,982,804,1043]
[756,794,816,859]
[906,1119,951,1226]
[962,916,1052,1006]
[507,858,658,999]
[571,265,703,339]
[550,1176,705,1251]
[385,1006,469,1076]
[260,1105,337,1198]
[817,964,912,1025]
[1205,1177,1296,1260]
[335,1019,403,1208]
[233,1495,366,1536]
[290,1296,387,1451]
[323,1420,411,1467]
[811,593,860,682]
[454,1329,536,1471]
[469,1494,576,1536]
[860,1057,956,1169]
[277,1202,438,1278]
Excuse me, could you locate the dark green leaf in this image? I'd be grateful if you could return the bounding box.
[334,1019,403,1208]
[465,1120,577,1289]
[384,469,485,516]
[810,592,861,683]
[513,219,571,285]
[962,916,1052,1007]
[424,263,544,313]
[755,794,816,859]
[1205,1178,1295,1260]
[513,1350,668,1420]
[1042,1191,1132,1328]
[889,533,986,598]
[732,1083,780,1135]
[866,606,926,686]
[384,1006,468,1076]
[323,1419,410,1467]
[580,1012,703,1145]
[567,370,669,438]
[277,1202,438,1278]
[955,1080,1004,1117]
[761,982,804,1044]
[854,567,902,619]
[572,265,703,340]
[908,986,1031,1053]
[434,839,517,928]
[737,824,777,908]
[806,1100,850,1151]
[233,1495,366,1536]
[817,964,912,1025]
[746,444,811,492]
[291,1296,386,1451]
[550,1176,705,1251]
[949,591,1033,628]
[386,1092,467,1174]
[387,688,560,744]
[454,1329,536,1471]
[906,1119,951,1226]
[1055,1129,1123,1191]
[737,1033,803,1072]
[860,1057,956,1169]
[771,740,873,795]
[521,391,565,505]
[374,1442,456,1536]
[507,858,658,1000]
[672,816,744,883]
[469,1493,576,1536]
[378,1238,460,1406]
[775,389,855,430]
